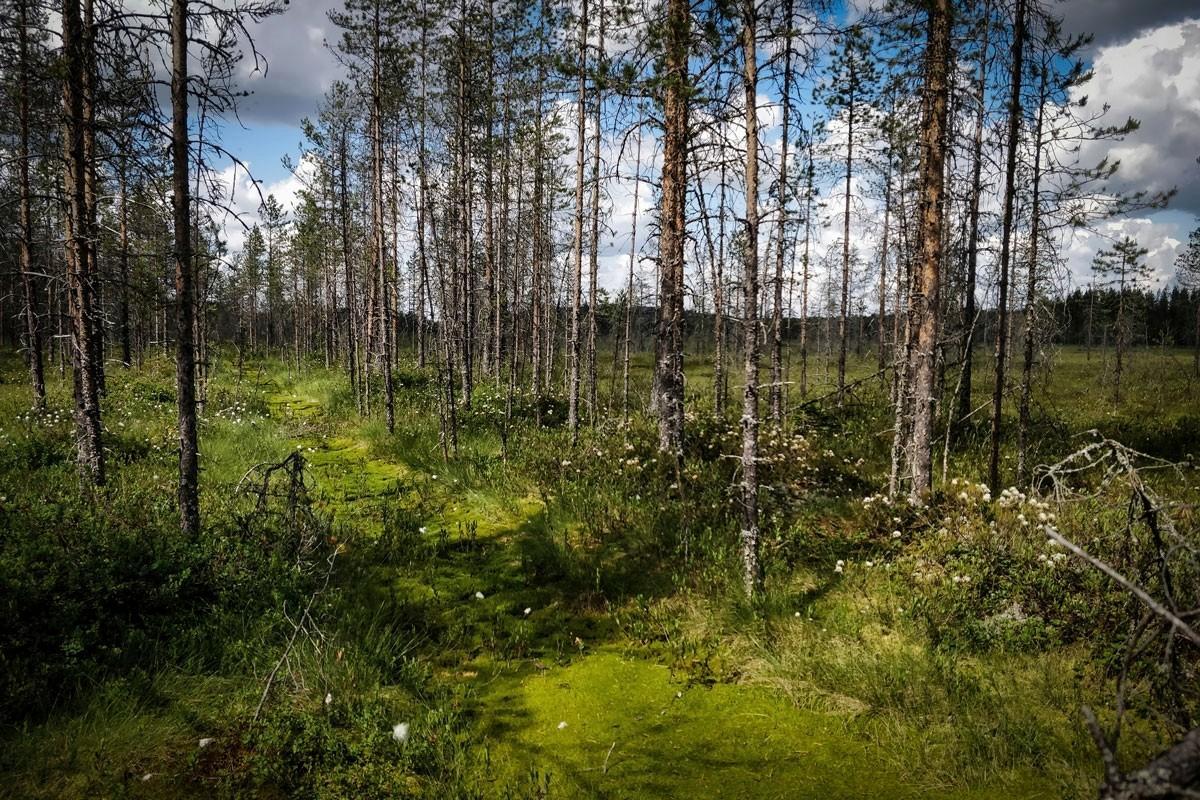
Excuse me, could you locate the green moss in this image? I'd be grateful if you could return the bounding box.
[473,650,1057,799]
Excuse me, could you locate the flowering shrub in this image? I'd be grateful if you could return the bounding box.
[451,384,568,432]
[854,479,1146,653]
[518,412,821,594]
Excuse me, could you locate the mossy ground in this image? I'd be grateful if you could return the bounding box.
[2,345,1195,797]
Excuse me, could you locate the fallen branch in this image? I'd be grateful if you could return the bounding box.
[253,546,339,724]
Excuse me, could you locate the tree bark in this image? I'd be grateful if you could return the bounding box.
[623,134,642,422]
[954,0,990,428]
[568,0,588,443]
[770,0,793,426]
[586,0,604,425]
[62,0,105,485]
[371,5,395,433]
[988,0,1026,493]
[908,0,952,499]
[16,0,46,407]
[171,0,199,535]
[740,0,761,595]
[838,50,856,406]
[654,0,688,457]
[1016,69,1047,485]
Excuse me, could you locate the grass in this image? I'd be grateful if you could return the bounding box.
[0,342,1196,798]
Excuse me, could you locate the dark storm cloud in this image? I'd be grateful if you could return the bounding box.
[1057,0,1198,47]
[235,0,345,126]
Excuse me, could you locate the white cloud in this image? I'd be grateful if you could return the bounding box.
[205,155,315,254]
[1060,212,1191,291]
[1075,19,1200,215]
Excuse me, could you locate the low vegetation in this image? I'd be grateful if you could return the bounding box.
[1,346,1196,798]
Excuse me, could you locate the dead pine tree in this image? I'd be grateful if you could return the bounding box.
[739,0,762,596]
[987,0,1027,493]
[585,0,605,426]
[61,0,105,485]
[622,131,643,422]
[567,0,588,444]
[769,0,796,427]
[653,0,689,457]
[906,0,952,499]
[13,0,46,407]
[169,0,200,536]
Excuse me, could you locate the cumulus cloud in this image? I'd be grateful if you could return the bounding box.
[234,2,346,126]
[204,155,315,254]
[1073,19,1200,215]
[1060,212,1192,291]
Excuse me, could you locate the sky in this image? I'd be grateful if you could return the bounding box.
[215,0,1200,299]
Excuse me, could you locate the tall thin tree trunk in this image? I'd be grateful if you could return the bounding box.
[654,0,688,456]
[800,139,813,397]
[118,159,133,368]
[481,0,497,380]
[988,0,1026,493]
[1016,70,1046,485]
[623,134,642,422]
[586,0,604,424]
[171,0,198,535]
[838,59,855,405]
[82,0,104,398]
[955,0,990,428]
[740,0,761,595]
[371,7,395,433]
[62,0,104,484]
[338,127,359,411]
[770,0,793,426]
[16,0,46,406]
[907,0,951,499]
[715,159,728,414]
[1115,265,1126,404]
[876,157,892,374]
[567,0,588,443]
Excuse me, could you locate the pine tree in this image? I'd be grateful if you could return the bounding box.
[815,25,879,405]
[1092,236,1151,404]
[1176,225,1200,376]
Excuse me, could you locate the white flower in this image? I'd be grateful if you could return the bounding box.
[393,722,410,743]
[557,721,568,730]
[524,607,532,616]
[198,738,215,749]
[891,530,901,539]
[474,591,485,600]
[325,693,333,707]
